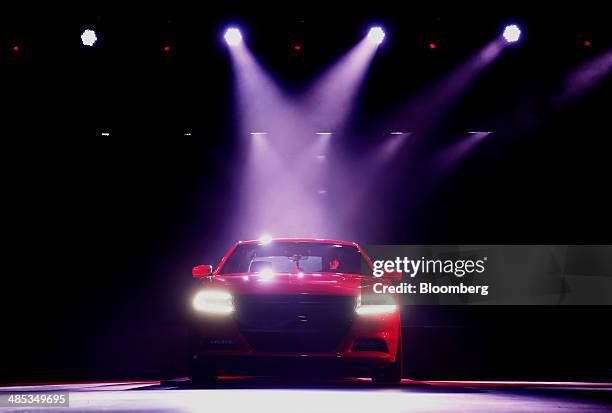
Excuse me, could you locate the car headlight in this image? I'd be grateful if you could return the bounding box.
[192,290,234,315]
[355,294,397,316]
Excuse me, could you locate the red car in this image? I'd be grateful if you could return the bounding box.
[189,238,402,384]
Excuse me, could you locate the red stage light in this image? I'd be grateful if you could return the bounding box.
[163,44,172,53]
[293,43,302,52]
[583,40,591,47]
[428,42,437,49]
[12,44,20,53]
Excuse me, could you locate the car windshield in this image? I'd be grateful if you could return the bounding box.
[218,242,370,275]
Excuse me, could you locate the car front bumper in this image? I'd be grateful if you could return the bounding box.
[190,309,401,374]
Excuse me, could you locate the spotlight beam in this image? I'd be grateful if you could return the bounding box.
[384,38,505,138]
[435,132,492,172]
[225,26,386,240]
[227,31,335,239]
[227,38,294,138]
[558,49,612,104]
[303,33,383,133]
[341,36,509,236]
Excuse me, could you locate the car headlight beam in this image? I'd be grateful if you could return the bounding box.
[192,290,235,315]
[355,294,397,316]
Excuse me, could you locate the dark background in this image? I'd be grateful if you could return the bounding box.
[2,3,611,383]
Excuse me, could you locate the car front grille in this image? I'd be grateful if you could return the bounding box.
[234,294,357,352]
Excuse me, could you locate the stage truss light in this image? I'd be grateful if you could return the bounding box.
[502,24,522,43]
[224,28,243,46]
[367,27,386,45]
[81,29,98,47]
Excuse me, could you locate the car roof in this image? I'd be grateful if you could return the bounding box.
[238,238,358,247]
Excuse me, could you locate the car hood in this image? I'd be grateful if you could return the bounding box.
[204,272,374,296]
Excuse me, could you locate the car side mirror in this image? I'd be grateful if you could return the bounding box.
[192,265,213,278]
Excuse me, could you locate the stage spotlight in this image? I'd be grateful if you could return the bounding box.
[224,28,243,46]
[81,29,98,47]
[367,27,385,45]
[502,24,521,43]
[11,44,20,53]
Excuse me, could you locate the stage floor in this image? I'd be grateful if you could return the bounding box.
[1,377,612,412]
